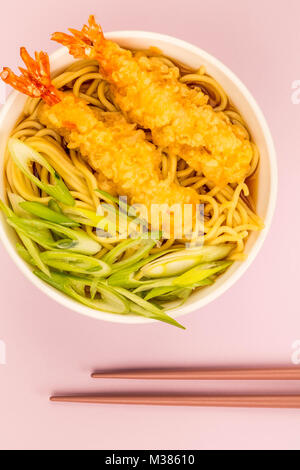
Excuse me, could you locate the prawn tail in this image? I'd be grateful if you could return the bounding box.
[1,48,61,106]
[52,15,105,61]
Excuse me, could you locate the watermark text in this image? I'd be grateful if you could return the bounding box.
[0,340,6,365]
[95,198,204,246]
[291,340,300,365]
[291,80,300,104]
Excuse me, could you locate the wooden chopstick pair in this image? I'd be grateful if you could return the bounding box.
[50,368,300,409]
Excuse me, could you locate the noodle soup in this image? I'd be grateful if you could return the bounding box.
[0,31,277,325]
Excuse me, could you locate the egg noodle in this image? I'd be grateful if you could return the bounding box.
[4,52,263,261]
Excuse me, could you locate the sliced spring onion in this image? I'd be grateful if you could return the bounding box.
[90,278,99,300]
[40,251,111,277]
[107,249,178,288]
[34,271,129,314]
[0,199,50,275]
[62,205,118,237]
[8,193,31,218]
[141,244,234,278]
[54,231,98,255]
[129,302,185,329]
[16,243,34,264]
[48,199,63,214]
[6,216,101,255]
[7,216,54,249]
[144,286,189,301]
[145,286,203,305]
[70,277,87,297]
[35,267,184,325]
[71,277,130,314]
[96,189,125,207]
[8,138,75,206]
[19,234,50,276]
[160,288,195,309]
[6,196,52,240]
[191,278,215,288]
[107,249,181,288]
[174,261,233,287]
[108,270,143,289]
[133,276,213,294]
[34,270,67,292]
[65,204,126,235]
[133,264,226,294]
[103,239,149,267]
[48,226,101,255]
[113,285,167,317]
[20,201,79,227]
[0,199,14,217]
[67,282,130,314]
[16,241,51,278]
[108,240,156,272]
[16,237,50,274]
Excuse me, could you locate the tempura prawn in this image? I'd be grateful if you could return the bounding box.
[52,16,253,187]
[1,48,199,215]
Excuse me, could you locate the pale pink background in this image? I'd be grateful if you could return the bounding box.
[0,0,300,451]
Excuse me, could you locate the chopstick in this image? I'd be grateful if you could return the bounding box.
[50,394,300,408]
[50,367,300,409]
[91,368,300,381]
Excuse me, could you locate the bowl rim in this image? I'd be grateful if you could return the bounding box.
[0,31,278,325]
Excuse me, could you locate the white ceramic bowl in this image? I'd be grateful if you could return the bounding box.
[0,32,277,324]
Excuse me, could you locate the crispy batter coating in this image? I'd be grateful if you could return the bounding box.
[38,94,199,210]
[102,50,253,187]
[53,20,253,187]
